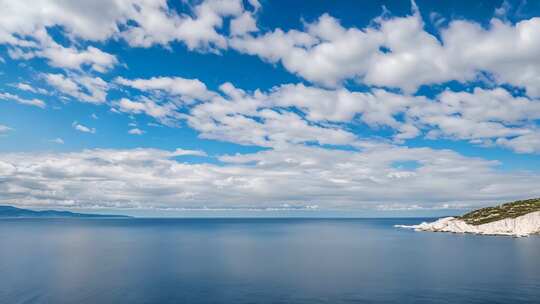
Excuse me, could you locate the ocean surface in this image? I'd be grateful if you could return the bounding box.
[0,218,539,304]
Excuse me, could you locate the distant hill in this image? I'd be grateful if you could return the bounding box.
[0,205,130,218]
[459,198,540,225]
[396,198,540,237]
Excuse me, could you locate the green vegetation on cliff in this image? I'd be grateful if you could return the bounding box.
[459,198,540,225]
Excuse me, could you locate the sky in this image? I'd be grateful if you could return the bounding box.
[0,0,539,217]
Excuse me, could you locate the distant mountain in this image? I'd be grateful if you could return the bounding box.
[0,205,130,218]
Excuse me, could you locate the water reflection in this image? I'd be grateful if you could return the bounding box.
[0,218,538,304]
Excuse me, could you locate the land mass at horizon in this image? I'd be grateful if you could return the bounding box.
[397,198,540,237]
[0,205,130,218]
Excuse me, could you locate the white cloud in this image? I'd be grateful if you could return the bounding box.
[5,1,540,98]
[1,1,539,213]
[49,138,64,144]
[0,146,538,210]
[0,124,12,134]
[229,5,540,97]
[72,121,95,134]
[172,148,207,157]
[247,0,261,11]
[0,92,46,108]
[115,76,215,102]
[114,97,181,125]
[44,73,79,94]
[496,133,540,154]
[128,128,144,135]
[230,12,258,36]
[186,82,358,147]
[120,0,246,50]
[111,74,540,153]
[13,83,48,95]
[38,44,118,73]
[3,1,540,97]
[0,0,254,73]
[403,88,540,151]
[44,73,108,104]
[5,28,118,72]
[189,82,540,152]
[0,0,251,57]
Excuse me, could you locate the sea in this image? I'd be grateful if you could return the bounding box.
[0,218,538,304]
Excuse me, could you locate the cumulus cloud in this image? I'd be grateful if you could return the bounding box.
[120,0,246,50]
[4,0,540,96]
[114,97,182,126]
[229,5,540,96]
[0,0,252,61]
[496,133,540,154]
[403,88,540,146]
[0,146,538,210]
[114,78,366,147]
[115,76,215,102]
[5,28,118,72]
[112,76,540,153]
[230,12,258,36]
[38,44,118,73]
[44,73,108,104]
[4,0,540,97]
[182,81,540,152]
[186,82,358,147]
[0,0,259,73]
[229,13,381,87]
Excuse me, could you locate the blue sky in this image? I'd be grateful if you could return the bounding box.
[0,0,539,216]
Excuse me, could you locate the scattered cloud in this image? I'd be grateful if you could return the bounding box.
[114,97,182,126]
[128,128,144,135]
[496,133,540,154]
[0,124,12,135]
[0,0,255,69]
[111,78,540,153]
[49,138,64,144]
[0,92,45,108]
[44,73,108,104]
[230,12,258,36]
[72,121,95,134]
[115,76,215,102]
[6,29,118,72]
[13,83,49,95]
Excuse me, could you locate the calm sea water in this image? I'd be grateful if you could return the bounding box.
[0,218,538,304]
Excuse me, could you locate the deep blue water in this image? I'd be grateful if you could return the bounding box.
[0,218,539,304]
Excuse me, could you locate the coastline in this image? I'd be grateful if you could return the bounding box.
[396,211,540,237]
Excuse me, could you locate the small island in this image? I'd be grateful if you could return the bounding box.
[0,205,130,218]
[397,198,540,237]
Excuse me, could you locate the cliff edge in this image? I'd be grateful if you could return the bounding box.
[396,198,540,237]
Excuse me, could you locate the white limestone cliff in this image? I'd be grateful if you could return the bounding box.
[396,211,540,237]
